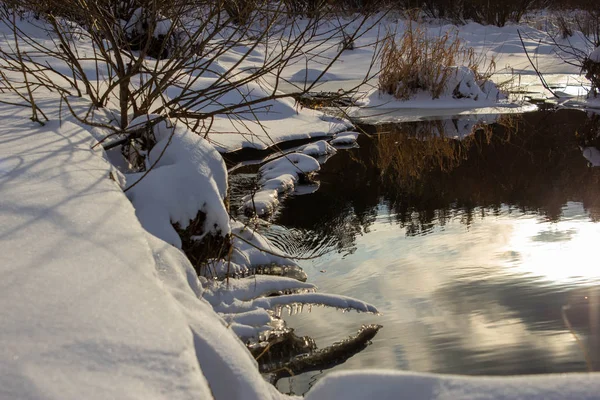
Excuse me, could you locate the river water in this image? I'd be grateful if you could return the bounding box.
[230,107,600,395]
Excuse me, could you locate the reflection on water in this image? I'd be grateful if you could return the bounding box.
[257,109,600,395]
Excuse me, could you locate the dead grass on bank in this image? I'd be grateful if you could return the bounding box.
[378,22,496,100]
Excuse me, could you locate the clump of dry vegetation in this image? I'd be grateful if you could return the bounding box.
[582,56,600,97]
[378,23,495,100]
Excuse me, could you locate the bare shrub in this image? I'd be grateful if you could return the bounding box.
[223,0,258,25]
[575,11,600,47]
[468,0,541,27]
[547,9,599,45]
[391,0,543,26]
[529,6,600,98]
[555,14,574,38]
[0,1,384,141]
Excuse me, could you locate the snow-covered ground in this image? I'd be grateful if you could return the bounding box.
[268,13,595,119]
[0,107,286,400]
[2,6,600,400]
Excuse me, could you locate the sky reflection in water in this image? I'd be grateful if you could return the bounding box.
[265,109,600,395]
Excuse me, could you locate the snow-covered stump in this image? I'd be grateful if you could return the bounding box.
[125,117,232,274]
[174,210,232,274]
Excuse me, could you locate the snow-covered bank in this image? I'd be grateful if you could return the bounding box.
[0,112,285,400]
[349,103,538,124]
[306,370,600,399]
[208,97,352,153]
[269,14,596,119]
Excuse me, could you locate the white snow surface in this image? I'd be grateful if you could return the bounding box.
[259,152,321,184]
[331,131,360,145]
[145,234,288,400]
[243,153,322,216]
[306,370,600,400]
[203,81,352,152]
[269,15,595,117]
[288,68,342,83]
[299,140,338,156]
[0,114,285,400]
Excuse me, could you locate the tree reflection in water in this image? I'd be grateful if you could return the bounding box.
[240,108,600,395]
[270,108,600,257]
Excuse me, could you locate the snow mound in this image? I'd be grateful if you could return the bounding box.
[243,153,321,216]
[259,153,321,184]
[0,117,287,400]
[331,131,359,145]
[263,174,296,192]
[125,117,230,247]
[306,370,600,400]
[299,140,338,157]
[288,68,341,83]
[126,7,174,38]
[446,66,503,101]
[358,67,506,109]
[243,189,280,216]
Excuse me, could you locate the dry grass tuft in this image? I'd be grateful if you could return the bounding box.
[582,57,600,97]
[378,22,495,100]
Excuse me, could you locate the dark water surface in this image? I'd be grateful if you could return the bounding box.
[235,108,600,395]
